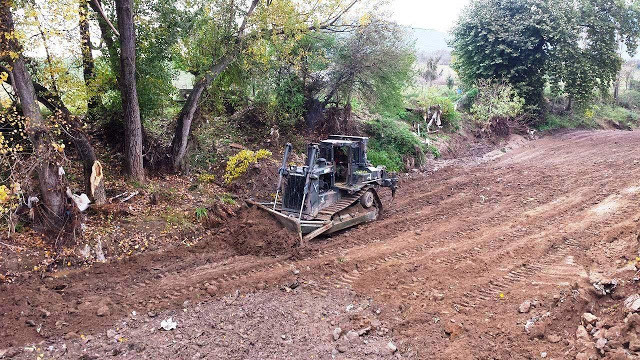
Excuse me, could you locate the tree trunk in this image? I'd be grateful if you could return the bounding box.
[79,0,100,115]
[566,96,573,112]
[0,64,107,205]
[0,2,68,235]
[115,0,144,181]
[169,78,207,172]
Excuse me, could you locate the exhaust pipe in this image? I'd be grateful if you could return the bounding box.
[273,143,292,210]
[299,145,318,220]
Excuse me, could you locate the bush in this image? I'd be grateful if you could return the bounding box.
[417,91,460,130]
[367,148,404,172]
[366,116,428,172]
[223,149,272,184]
[619,90,640,110]
[596,105,639,128]
[470,80,524,127]
[456,88,478,111]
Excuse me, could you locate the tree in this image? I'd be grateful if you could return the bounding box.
[0,63,107,205]
[305,18,415,128]
[168,0,260,172]
[0,0,69,235]
[419,55,443,88]
[115,0,144,180]
[451,0,640,110]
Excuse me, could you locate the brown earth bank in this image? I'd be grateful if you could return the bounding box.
[2,130,640,359]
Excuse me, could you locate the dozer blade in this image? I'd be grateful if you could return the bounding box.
[246,200,303,243]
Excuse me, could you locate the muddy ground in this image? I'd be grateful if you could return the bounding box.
[2,130,640,359]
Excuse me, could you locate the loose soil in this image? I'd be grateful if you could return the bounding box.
[2,130,640,359]
[225,205,300,256]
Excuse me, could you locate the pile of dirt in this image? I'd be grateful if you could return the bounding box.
[222,205,299,256]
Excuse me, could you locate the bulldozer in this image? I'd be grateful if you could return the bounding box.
[248,135,398,245]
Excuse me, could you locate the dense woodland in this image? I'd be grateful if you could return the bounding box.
[1,0,640,246]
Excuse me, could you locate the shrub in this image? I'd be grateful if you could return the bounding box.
[195,207,208,221]
[456,88,478,111]
[197,173,216,183]
[367,148,404,172]
[596,105,639,128]
[219,193,237,205]
[619,90,640,110]
[366,116,429,171]
[470,80,524,127]
[223,149,272,184]
[417,93,460,130]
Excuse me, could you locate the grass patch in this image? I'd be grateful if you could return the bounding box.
[219,193,236,205]
[537,113,598,131]
[537,105,639,131]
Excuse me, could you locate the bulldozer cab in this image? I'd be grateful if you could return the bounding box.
[318,135,368,187]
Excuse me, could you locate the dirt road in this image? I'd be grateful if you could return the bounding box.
[2,130,640,359]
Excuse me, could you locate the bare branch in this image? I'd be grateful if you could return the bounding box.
[89,0,120,37]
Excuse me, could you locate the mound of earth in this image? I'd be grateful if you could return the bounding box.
[223,205,299,256]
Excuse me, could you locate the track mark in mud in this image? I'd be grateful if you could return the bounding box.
[455,237,580,309]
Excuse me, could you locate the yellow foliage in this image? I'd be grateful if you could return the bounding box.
[0,185,10,204]
[197,173,216,183]
[0,184,18,216]
[223,149,272,184]
[52,142,65,153]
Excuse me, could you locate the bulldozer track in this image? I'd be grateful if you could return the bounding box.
[316,188,368,220]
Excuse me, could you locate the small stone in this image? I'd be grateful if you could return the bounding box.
[38,308,51,318]
[629,333,640,351]
[624,294,640,312]
[106,329,116,339]
[414,230,422,235]
[576,325,589,340]
[96,304,110,317]
[387,341,397,353]
[281,334,286,340]
[345,330,359,342]
[432,292,445,301]
[519,300,532,313]
[595,338,607,351]
[541,352,547,358]
[357,326,371,336]
[444,322,464,339]
[332,327,342,341]
[64,332,79,340]
[336,343,348,353]
[293,269,300,275]
[206,286,218,296]
[582,312,598,325]
[528,322,546,339]
[148,311,157,318]
[25,320,36,327]
[547,334,561,343]
[524,318,536,333]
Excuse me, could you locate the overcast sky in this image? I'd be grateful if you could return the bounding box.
[390,0,471,33]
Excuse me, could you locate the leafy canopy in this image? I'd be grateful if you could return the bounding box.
[451,0,640,109]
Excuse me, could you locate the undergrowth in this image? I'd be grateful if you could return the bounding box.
[366,116,433,172]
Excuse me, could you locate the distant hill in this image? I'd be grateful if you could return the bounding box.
[405,27,451,55]
[405,26,640,61]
